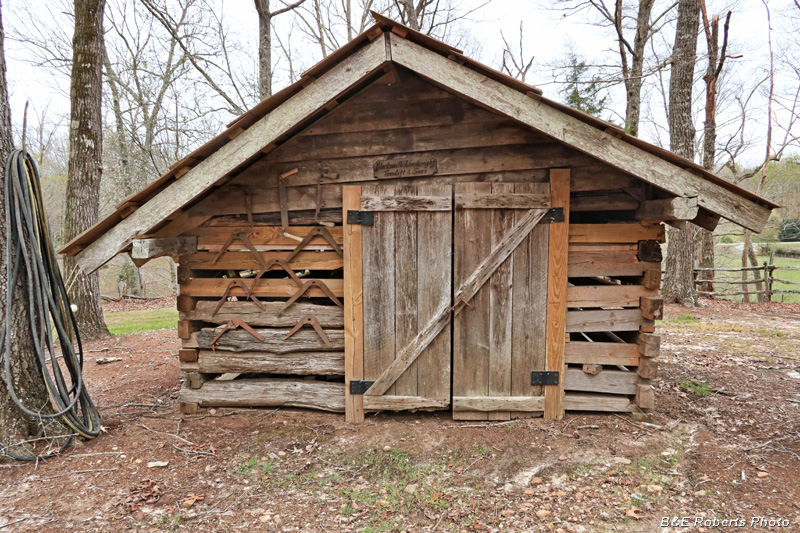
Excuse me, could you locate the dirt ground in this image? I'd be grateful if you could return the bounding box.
[1,299,799,532]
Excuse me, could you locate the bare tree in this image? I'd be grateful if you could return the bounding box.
[293,0,485,61]
[103,2,195,184]
[254,0,306,100]
[695,3,733,294]
[0,0,56,460]
[63,0,109,339]
[274,20,300,83]
[140,0,250,115]
[740,0,776,303]
[662,0,699,305]
[294,0,383,58]
[389,0,488,39]
[554,0,677,136]
[500,21,534,83]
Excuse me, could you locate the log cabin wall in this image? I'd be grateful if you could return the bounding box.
[173,67,662,416]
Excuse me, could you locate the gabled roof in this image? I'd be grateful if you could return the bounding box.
[62,13,777,273]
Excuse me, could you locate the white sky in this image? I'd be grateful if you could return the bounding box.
[3,0,797,166]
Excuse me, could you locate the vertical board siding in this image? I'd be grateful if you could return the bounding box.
[511,183,549,401]
[488,183,515,421]
[394,185,419,396]
[362,185,397,395]
[453,182,492,420]
[415,184,452,402]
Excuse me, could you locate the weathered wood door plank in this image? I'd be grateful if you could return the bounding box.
[360,195,451,211]
[415,184,453,402]
[455,193,549,209]
[511,182,549,402]
[487,183,515,421]
[453,182,492,420]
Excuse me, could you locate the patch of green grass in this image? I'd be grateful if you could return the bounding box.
[472,444,491,456]
[157,513,183,525]
[341,502,355,517]
[567,464,596,480]
[680,380,714,398]
[322,472,341,486]
[104,307,178,335]
[673,314,699,324]
[255,429,286,443]
[331,448,457,519]
[362,516,404,532]
[292,426,316,440]
[235,456,274,476]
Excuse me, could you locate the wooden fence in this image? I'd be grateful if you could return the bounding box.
[694,263,800,301]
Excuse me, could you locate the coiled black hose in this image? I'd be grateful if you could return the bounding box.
[0,149,101,461]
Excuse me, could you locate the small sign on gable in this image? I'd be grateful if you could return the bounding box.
[374,157,437,179]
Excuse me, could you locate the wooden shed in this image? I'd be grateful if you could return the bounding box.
[61,14,777,422]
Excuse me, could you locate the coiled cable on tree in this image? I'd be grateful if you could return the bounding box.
[0,149,101,461]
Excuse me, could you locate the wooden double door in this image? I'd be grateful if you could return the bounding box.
[343,178,564,422]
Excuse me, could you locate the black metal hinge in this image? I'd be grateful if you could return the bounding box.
[349,380,375,394]
[530,371,560,386]
[347,210,375,226]
[542,207,565,224]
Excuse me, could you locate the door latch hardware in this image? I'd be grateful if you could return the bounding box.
[542,208,565,223]
[530,371,560,386]
[349,380,375,394]
[347,210,375,226]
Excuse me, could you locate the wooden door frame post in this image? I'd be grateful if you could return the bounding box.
[343,186,365,423]
[544,168,570,420]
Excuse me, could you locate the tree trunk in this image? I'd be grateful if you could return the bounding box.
[740,237,765,303]
[63,0,109,340]
[696,8,731,295]
[696,230,714,293]
[169,258,178,293]
[749,244,765,302]
[254,0,305,98]
[0,1,55,458]
[624,0,656,137]
[662,0,700,305]
[741,232,752,302]
[254,0,273,100]
[400,0,421,31]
